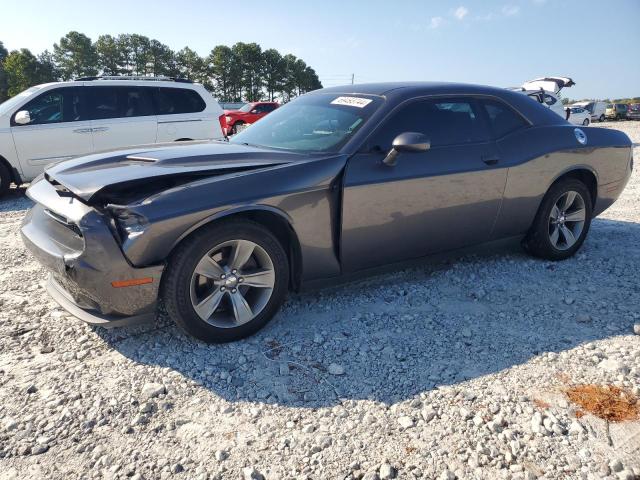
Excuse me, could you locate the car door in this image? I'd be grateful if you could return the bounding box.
[341,97,507,272]
[10,86,93,180]
[155,87,208,141]
[88,85,157,151]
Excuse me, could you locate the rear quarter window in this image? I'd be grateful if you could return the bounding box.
[156,88,206,115]
[481,99,528,139]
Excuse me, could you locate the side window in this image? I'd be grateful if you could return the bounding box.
[15,88,84,125]
[481,99,528,139]
[263,104,277,113]
[88,87,154,120]
[156,88,206,115]
[371,98,490,149]
[543,94,557,106]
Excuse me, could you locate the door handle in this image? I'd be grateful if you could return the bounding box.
[482,155,500,166]
[73,128,92,134]
[92,127,109,133]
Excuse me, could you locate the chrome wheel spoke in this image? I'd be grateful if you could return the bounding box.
[193,289,225,320]
[194,255,225,280]
[241,269,275,288]
[550,225,560,247]
[229,291,253,324]
[550,205,561,221]
[564,208,585,223]
[229,240,255,270]
[560,224,576,247]
[561,191,577,211]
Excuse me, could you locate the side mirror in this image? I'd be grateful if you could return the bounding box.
[14,110,32,125]
[383,132,430,166]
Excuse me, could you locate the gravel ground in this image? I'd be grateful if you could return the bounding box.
[1,121,639,480]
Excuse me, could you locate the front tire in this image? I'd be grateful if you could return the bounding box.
[599,114,605,122]
[524,179,592,261]
[162,220,289,343]
[582,118,590,126]
[231,121,245,135]
[0,162,11,198]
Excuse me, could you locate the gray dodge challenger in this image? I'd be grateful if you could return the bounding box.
[21,82,633,342]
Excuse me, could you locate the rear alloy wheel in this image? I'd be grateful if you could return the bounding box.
[162,220,289,343]
[524,179,592,261]
[582,118,589,126]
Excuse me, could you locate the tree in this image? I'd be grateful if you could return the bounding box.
[96,34,123,75]
[148,40,175,76]
[232,42,263,101]
[53,31,98,79]
[36,50,59,83]
[0,41,8,102]
[175,47,205,83]
[128,34,151,75]
[3,49,40,96]
[208,45,236,101]
[262,48,284,101]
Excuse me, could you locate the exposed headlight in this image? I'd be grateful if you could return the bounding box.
[109,207,148,240]
[225,116,233,123]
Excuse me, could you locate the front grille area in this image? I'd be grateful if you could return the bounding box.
[44,209,83,238]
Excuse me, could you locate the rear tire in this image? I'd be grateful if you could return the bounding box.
[162,219,289,343]
[599,114,605,122]
[231,121,245,135]
[0,162,11,198]
[524,179,592,261]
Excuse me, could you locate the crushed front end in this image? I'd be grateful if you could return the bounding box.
[21,176,163,327]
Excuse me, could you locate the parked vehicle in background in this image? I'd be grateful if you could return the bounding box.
[626,103,640,120]
[0,76,226,197]
[21,82,633,342]
[513,76,575,118]
[223,101,279,135]
[219,102,246,111]
[572,101,606,122]
[566,106,590,126]
[606,103,628,120]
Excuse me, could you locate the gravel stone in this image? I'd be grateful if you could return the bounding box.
[0,121,638,479]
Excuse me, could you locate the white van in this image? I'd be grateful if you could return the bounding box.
[572,101,607,123]
[0,77,225,197]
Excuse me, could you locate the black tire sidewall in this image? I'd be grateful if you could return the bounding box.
[0,163,10,197]
[162,220,289,343]
[526,179,593,261]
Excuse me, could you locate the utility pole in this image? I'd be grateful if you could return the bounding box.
[351,73,354,85]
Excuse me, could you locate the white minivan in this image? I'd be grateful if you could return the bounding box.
[0,77,226,197]
[571,101,607,123]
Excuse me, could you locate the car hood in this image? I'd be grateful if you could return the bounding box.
[521,76,575,94]
[45,141,321,203]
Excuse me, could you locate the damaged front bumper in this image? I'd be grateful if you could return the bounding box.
[21,178,164,327]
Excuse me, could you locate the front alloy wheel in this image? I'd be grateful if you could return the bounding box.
[190,239,275,327]
[162,220,289,343]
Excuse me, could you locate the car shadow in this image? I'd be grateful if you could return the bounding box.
[0,186,32,212]
[94,216,638,407]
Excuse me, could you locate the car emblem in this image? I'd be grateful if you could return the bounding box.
[574,128,587,145]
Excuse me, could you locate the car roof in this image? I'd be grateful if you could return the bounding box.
[310,82,566,126]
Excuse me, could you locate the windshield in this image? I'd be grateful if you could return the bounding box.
[229,93,383,153]
[239,103,255,113]
[0,86,43,117]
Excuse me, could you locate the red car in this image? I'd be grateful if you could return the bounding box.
[223,102,279,135]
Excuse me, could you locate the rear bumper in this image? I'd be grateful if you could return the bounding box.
[21,179,164,327]
[627,112,640,120]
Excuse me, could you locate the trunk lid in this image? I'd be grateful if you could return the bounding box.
[521,76,575,94]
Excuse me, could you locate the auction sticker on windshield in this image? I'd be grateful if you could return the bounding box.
[331,96,373,108]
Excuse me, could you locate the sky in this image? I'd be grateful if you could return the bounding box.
[1,0,638,99]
